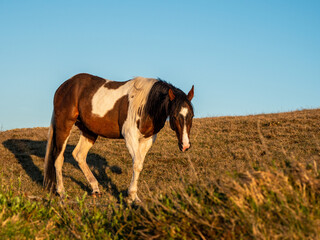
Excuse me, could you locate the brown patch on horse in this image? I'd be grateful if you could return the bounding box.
[139,115,155,138]
[104,81,128,89]
[118,95,129,131]
[79,95,129,139]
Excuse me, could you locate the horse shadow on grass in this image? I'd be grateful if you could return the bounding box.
[3,139,124,200]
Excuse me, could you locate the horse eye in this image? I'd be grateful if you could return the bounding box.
[186,114,193,120]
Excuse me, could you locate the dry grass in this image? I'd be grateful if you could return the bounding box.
[0,108,320,239]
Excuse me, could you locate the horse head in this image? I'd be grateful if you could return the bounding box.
[169,85,194,152]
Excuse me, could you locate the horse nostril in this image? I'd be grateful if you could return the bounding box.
[182,144,190,152]
[179,143,192,152]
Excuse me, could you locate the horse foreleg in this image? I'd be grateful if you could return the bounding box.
[72,133,100,195]
[126,135,156,203]
[53,111,78,198]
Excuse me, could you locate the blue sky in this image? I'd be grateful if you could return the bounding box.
[0,1,319,130]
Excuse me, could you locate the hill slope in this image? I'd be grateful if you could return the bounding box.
[0,109,320,239]
[1,109,319,199]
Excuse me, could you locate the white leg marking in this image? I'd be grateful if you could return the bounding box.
[180,107,190,151]
[55,136,70,196]
[124,128,155,203]
[130,136,155,203]
[124,129,140,201]
[72,134,99,193]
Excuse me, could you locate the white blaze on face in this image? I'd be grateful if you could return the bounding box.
[180,107,190,151]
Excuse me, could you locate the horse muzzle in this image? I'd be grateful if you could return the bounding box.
[179,142,191,152]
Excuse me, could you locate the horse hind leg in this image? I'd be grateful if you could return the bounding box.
[72,130,100,196]
[54,133,70,198]
[53,115,78,197]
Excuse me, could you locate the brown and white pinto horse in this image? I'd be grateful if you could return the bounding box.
[44,73,194,203]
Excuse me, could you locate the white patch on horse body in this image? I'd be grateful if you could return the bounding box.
[180,107,190,150]
[91,80,133,117]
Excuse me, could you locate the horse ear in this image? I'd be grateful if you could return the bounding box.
[187,85,194,101]
[168,88,175,101]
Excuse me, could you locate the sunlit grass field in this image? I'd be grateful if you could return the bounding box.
[0,109,319,239]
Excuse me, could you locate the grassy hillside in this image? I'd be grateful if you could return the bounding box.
[0,109,320,239]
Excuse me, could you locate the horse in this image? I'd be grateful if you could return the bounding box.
[43,73,194,203]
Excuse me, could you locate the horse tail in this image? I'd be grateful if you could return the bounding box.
[43,112,56,192]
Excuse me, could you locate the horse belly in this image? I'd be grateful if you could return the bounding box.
[87,117,122,139]
[80,97,129,139]
[77,112,122,139]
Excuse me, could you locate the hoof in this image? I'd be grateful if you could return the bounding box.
[56,191,67,199]
[134,196,142,204]
[127,195,142,205]
[91,191,102,198]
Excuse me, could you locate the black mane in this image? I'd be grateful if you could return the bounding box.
[144,79,193,134]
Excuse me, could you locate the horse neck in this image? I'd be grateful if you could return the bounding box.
[144,83,172,133]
